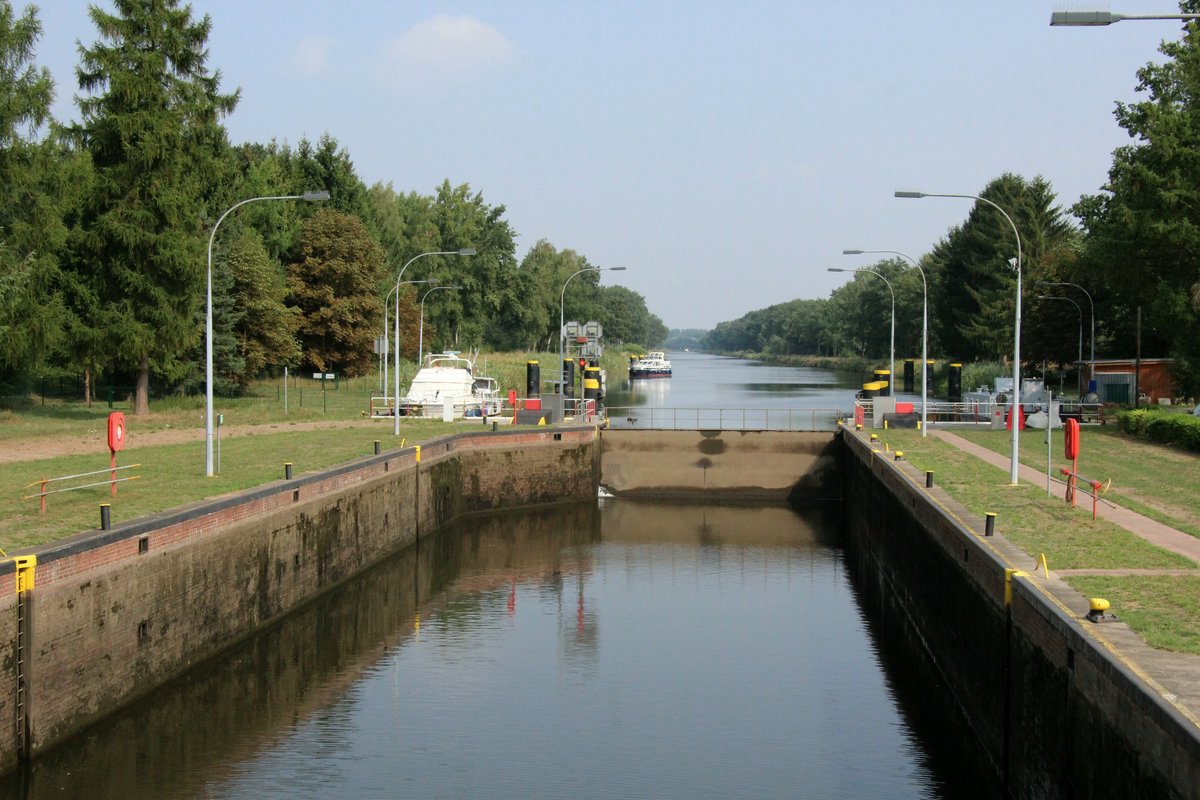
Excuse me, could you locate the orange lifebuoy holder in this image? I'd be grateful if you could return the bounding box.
[108,412,126,454]
[107,412,125,498]
[1064,417,1080,461]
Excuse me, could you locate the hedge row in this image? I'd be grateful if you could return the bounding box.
[1115,407,1200,452]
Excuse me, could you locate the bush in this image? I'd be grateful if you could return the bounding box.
[1116,406,1200,452]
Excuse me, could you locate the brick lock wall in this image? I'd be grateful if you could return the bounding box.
[840,430,1200,798]
[0,591,17,775]
[8,427,597,765]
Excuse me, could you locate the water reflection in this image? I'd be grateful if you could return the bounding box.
[0,500,992,799]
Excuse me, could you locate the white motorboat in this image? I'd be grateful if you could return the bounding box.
[398,352,503,418]
[629,351,672,379]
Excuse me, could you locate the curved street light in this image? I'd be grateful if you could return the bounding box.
[1050,10,1200,25]
[392,249,475,435]
[559,266,626,409]
[844,248,928,437]
[896,190,1023,485]
[205,190,329,477]
[1035,281,1095,396]
[382,279,435,406]
[419,285,462,360]
[827,267,894,401]
[1036,295,1084,394]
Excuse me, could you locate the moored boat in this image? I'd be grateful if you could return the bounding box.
[398,352,503,418]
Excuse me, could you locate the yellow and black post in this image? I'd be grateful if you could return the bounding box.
[873,369,891,397]
[583,365,601,406]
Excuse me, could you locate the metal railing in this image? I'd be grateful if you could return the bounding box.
[603,406,844,431]
[852,398,1106,428]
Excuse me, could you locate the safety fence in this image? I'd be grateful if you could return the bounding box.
[21,464,142,514]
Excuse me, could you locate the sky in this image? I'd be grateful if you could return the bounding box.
[29,1,1182,331]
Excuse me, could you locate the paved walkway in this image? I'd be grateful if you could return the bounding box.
[922,428,1200,729]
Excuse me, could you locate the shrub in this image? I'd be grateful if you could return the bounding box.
[1117,407,1200,452]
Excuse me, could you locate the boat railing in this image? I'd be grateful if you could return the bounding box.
[603,406,844,432]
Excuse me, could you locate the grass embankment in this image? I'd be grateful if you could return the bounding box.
[1,418,450,551]
[953,427,1200,541]
[874,429,1200,654]
[1,350,628,552]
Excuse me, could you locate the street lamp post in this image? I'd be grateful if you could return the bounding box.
[383,279,434,411]
[1037,295,1084,396]
[559,266,627,413]
[1035,281,1095,396]
[844,248,928,437]
[1050,10,1200,25]
[897,190,1023,485]
[419,285,462,360]
[206,190,329,477]
[392,249,476,435]
[827,267,894,401]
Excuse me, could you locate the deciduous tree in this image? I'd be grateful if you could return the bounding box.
[287,208,384,376]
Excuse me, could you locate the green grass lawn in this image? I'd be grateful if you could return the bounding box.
[0,349,634,552]
[876,430,1195,571]
[1,420,452,551]
[952,427,1200,540]
[873,427,1200,654]
[1064,575,1200,655]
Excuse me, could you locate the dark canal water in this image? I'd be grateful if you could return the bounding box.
[0,353,998,798]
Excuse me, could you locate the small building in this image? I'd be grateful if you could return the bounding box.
[1089,358,1175,404]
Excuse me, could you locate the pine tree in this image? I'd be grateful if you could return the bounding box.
[69,0,238,413]
[0,2,73,383]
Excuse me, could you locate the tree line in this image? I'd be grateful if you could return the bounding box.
[708,1,1200,398]
[0,1,666,413]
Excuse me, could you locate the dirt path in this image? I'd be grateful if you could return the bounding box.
[0,419,386,465]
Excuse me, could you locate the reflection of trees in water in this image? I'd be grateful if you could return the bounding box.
[0,502,602,800]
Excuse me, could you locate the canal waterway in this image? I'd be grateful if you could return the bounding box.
[0,353,998,798]
[608,351,864,411]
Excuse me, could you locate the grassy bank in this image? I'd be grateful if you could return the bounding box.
[952,427,1200,540]
[1,421,451,551]
[873,428,1200,654]
[1,349,630,551]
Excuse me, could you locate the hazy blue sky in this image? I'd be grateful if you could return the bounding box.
[31,1,1179,330]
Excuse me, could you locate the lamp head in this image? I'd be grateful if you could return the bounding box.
[894,191,925,199]
[301,190,331,202]
[458,248,477,256]
[842,249,864,255]
[1049,11,1119,26]
[609,266,627,271]
[827,268,847,273]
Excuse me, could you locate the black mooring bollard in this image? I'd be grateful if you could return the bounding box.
[985,512,996,537]
[374,440,381,455]
[100,503,111,531]
[926,471,934,488]
[284,462,293,480]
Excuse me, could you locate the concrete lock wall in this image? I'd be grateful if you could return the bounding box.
[599,429,840,502]
[0,427,597,771]
[839,430,1200,798]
